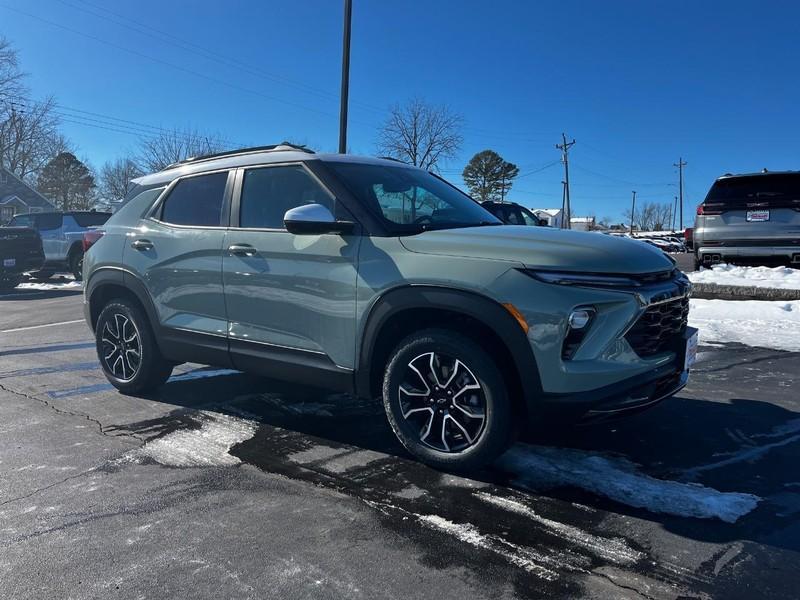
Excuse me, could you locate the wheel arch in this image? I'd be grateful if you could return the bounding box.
[356,286,542,420]
[86,267,160,335]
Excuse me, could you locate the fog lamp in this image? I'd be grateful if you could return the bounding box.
[568,309,593,330]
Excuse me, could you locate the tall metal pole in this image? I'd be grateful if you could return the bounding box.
[629,190,637,235]
[338,0,353,154]
[556,133,576,229]
[673,157,687,230]
[673,195,678,231]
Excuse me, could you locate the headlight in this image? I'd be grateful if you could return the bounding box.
[523,269,644,288]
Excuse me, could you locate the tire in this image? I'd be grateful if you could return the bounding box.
[0,276,21,291]
[69,250,84,281]
[382,328,515,471]
[95,299,173,394]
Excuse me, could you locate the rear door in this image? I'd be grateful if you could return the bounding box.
[222,163,360,373]
[123,169,233,365]
[700,174,800,243]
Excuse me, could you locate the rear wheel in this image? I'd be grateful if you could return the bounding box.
[96,299,173,394]
[382,329,515,471]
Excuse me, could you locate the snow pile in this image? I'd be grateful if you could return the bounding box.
[497,444,760,523]
[689,299,800,352]
[689,263,800,290]
[126,411,256,467]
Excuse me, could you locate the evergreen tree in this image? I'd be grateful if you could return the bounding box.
[37,152,95,210]
[462,150,519,202]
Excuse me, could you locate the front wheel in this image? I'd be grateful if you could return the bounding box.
[96,299,173,394]
[382,329,515,471]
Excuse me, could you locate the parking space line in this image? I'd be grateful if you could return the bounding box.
[0,319,85,333]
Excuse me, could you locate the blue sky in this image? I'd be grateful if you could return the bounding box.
[2,0,798,223]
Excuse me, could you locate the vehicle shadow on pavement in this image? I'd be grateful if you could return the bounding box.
[117,370,800,553]
[0,288,83,300]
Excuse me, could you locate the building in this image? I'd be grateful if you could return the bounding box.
[531,208,563,228]
[569,216,596,231]
[0,166,55,223]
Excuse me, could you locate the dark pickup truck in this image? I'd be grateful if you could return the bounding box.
[0,227,45,290]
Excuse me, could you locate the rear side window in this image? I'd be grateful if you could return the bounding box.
[72,212,111,227]
[160,172,228,227]
[8,215,33,227]
[36,213,63,231]
[239,165,333,229]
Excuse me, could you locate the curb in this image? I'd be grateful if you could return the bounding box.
[691,282,800,301]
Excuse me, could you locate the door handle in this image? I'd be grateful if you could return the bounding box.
[131,239,154,251]
[228,244,257,257]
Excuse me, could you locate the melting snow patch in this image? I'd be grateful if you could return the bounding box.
[689,299,800,352]
[126,411,256,467]
[474,492,644,564]
[169,368,240,382]
[689,263,800,290]
[497,444,760,523]
[17,280,83,291]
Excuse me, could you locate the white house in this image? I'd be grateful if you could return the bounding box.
[569,216,596,231]
[531,208,564,228]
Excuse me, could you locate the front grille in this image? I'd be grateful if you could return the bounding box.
[625,297,689,357]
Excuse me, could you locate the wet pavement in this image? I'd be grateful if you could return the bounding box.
[1,286,799,599]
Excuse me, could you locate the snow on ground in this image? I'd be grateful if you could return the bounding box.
[497,444,760,523]
[125,411,256,467]
[689,299,800,352]
[689,263,800,290]
[17,279,83,291]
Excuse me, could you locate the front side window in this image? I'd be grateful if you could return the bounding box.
[239,165,333,229]
[8,214,33,227]
[327,162,500,234]
[160,172,228,227]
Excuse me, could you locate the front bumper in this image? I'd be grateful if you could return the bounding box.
[539,326,697,422]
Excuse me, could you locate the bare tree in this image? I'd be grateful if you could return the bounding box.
[98,157,143,204]
[0,98,68,181]
[624,201,673,232]
[376,98,463,172]
[0,37,25,103]
[136,127,229,172]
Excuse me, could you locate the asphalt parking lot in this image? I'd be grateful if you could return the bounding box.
[2,284,799,599]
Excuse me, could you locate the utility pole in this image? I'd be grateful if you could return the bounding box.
[673,157,687,230]
[338,0,353,154]
[556,133,576,229]
[560,180,567,228]
[629,190,637,235]
[672,195,678,231]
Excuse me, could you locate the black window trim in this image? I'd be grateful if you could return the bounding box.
[229,161,347,233]
[147,167,235,230]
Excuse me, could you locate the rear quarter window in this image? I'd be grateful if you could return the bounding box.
[72,212,111,227]
[159,172,228,227]
[36,213,63,231]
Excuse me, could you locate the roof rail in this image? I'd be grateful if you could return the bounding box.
[377,156,407,164]
[161,142,315,171]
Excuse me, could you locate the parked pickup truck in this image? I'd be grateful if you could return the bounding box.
[0,227,45,290]
[6,211,111,280]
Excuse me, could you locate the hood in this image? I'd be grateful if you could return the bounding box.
[400,225,674,274]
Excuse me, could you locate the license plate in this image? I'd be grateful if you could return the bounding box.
[746,210,769,222]
[684,330,699,370]
[3,258,15,267]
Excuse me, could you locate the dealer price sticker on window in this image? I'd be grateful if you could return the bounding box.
[746,210,770,222]
[684,330,699,370]
[3,258,15,267]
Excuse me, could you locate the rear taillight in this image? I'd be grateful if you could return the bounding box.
[83,229,105,252]
[696,203,723,216]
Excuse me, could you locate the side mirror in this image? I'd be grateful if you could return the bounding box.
[283,203,355,235]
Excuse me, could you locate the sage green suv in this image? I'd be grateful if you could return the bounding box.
[83,144,697,470]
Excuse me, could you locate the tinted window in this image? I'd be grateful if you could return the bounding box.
[519,206,541,226]
[72,212,111,227]
[706,174,800,204]
[36,213,63,231]
[161,172,228,226]
[239,165,332,229]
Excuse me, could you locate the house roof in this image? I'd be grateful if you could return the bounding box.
[0,167,55,210]
[531,208,562,217]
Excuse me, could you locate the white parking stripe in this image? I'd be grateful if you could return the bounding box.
[0,319,85,333]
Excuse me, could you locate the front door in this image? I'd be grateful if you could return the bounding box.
[124,170,233,365]
[222,163,360,377]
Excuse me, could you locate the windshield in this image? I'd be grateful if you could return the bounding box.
[327,162,501,233]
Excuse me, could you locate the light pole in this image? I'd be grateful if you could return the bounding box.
[629,190,637,235]
[338,0,353,154]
